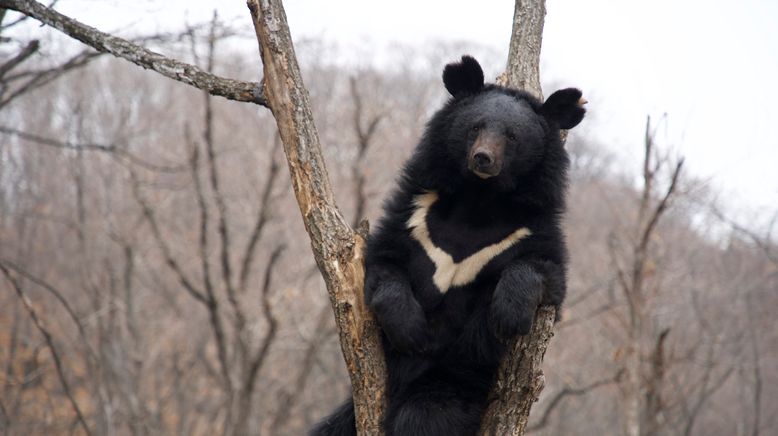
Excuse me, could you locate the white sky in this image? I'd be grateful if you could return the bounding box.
[44,1,778,218]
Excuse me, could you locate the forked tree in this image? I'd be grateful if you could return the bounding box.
[0,0,560,433]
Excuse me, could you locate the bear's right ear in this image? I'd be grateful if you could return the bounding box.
[443,55,484,98]
[541,88,587,129]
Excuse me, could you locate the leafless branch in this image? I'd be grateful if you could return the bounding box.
[682,367,733,436]
[0,48,101,108]
[638,158,684,255]
[0,258,98,362]
[0,39,38,77]
[713,208,778,266]
[200,17,241,337]
[348,75,383,227]
[0,0,267,106]
[527,369,624,433]
[0,265,93,436]
[270,304,336,434]
[128,168,209,305]
[745,292,763,436]
[245,244,285,397]
[238,135,282,292]
[0,125,187,172]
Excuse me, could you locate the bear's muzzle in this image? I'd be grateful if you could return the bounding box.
[468,131,505,179]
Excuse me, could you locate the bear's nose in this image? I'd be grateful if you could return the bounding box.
[473,151,493,168]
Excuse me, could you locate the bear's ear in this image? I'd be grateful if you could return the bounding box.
[443,55,484,98]
[541,88,587,129]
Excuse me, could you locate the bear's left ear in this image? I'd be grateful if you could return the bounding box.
[541,88,587,129]
[443,55,485,98]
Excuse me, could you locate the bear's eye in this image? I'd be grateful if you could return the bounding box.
[507,132,517,141]
[471,125,481,133]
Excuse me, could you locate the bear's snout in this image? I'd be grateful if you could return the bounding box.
[468,132,504,179]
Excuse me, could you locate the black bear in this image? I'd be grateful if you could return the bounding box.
[312,55,586,436]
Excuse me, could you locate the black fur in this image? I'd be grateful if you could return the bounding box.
[312,56,585,436]
[442,55,484,98]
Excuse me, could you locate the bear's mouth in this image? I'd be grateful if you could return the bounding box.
[470,167,498,179]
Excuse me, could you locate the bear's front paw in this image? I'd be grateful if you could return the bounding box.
[489,265,544,339]
[489,299,535,340]
[383,313,428,354]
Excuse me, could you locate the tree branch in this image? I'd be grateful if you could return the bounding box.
[238,136,281,293]
[128,169,209,305]
[527,369,624,433]
[0,125,187,172]
[0,265,93,436]
[0,0,268,106]
[0,258,98,363]
[0,39,38,77]
[348,76,383,228]
[244,244,285,399]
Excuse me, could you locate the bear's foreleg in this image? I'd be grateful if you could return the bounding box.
[365,265,428,353]
[489,260,563,339]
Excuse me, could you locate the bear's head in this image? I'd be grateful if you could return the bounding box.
[407,55,586,207]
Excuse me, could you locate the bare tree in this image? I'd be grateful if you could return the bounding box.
[607,116,684,436]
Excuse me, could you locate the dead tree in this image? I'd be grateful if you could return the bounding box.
[607,116,684,436]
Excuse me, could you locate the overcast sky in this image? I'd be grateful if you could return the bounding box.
[49,0,778,219]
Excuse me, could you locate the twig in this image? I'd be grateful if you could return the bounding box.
[0,49,101,109]
[0,125,186,172]
[0,39,39,77]
[527,369,624,432]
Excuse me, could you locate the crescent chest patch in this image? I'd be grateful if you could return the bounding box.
[407,192,531,293]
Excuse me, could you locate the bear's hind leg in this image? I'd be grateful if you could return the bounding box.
[385,370,487,436]
[310,398,356,436]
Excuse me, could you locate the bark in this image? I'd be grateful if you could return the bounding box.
[500,0,546,97]
[480,307,555,436]
[246,1,386,434]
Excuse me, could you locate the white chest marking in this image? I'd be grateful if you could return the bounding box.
[407,192,531,293]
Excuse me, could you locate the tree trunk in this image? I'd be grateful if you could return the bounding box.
[480,1,557,434]
[248,0,556,435]
[246,1,386,434]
